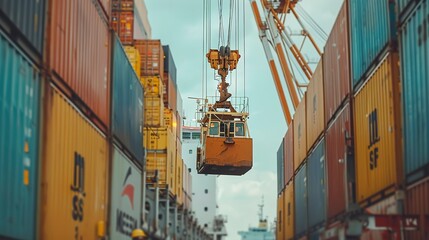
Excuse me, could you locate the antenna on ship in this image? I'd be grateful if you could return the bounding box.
[258,196,264,221]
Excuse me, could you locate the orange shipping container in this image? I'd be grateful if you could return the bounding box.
[111,11,134,45]
[353,53,402,203]
[294,94,307,171]
[40,86,108,239]
[277,192,285,240]
[47,0,110,131]
[134,40,164,77]
[285,182,294,240]
[306,60,325,150]
[124,46,141,77]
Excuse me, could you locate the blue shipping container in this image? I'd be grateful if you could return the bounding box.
[400,0,429,180]
[294,163,307,236]
[307,139,326,228]
[277,139,285,194]
[0,31,40,239]
[163,45,177,85]
[349,0,397,87]
[0,0,45,56]
[112,34,145,164]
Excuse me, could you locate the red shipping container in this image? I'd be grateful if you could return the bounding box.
[47,0,111,131]
[98,0,111,19]
[283,122,294,186]
[326,103,351,219]
[323,2,350,125]
[134,39,164,77]
[405,177,429,240]
[111,11,134,45]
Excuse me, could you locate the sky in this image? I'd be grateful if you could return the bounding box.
[144,1,343,239]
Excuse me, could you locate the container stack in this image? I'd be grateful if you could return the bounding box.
[112,0,134,45]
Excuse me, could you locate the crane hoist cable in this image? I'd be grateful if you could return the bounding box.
[296,5,328,41]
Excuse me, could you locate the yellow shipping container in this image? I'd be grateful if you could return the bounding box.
[141,76,163,97]
[146,152,168,186]
[306,60,324,150]
[277,192,285,240]
[167,127,177,194]
[124,46,141,77]
[176,157,184,205]
[164,108,172,128]
[293,94,307,172]
[145,96,164,127]
[41,86,108,239]
[143,127,172,151]
[353,53,402,203]
[285,182,294,240]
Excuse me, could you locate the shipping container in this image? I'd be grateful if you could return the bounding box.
[163,45,177,85]
[294,94,307,172]
[112,11,134,45]
[47,0,111,130]
[0,33,40,239]
[112,0,133,11]
[323,2,350,123]
[164,108,173,128]
[306,60,324,150]
[165,72,178,112]
[143,127,172,151]
[98,0,111,19]
[144,96,164,127]
[278,139,285,194]
[326,103,351,219]
[176,157,184,205]
[349,0,397,87]
[353,53,402,203]
[400,0,429,182]
[277,192,285,240]
[40,86,109,239]
[284,123,294,185]
[398,0,423,23]
[295,163,307,237]
[146,152,168,186]
[135,39,164,77]
[125,46,141,77]
[285,182,294,240]
[405,177,429,240]
[110,146,142,239]
[0,0,45,58]
[112,35,144,163]
[141,76,164,97]
[307,139,326,229]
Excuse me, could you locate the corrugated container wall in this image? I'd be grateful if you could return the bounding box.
[112,11,134,45]
[0,0,46,57]
[277,139,285,194]
[112,35,144,163]
[284,124,294,185]
[277,192,285,240]
[41,86,108,239]
[135,40,164,77]
[143,127,171,151]
[353,53,402,203]
[98,0,111,19]
[144,96,164,127]
[146,152,168,186]
[326,103,351,219]
[141,76,163,97]
[398,0,423,21]
[0,33,40,239]
[400,0,429,181]
[285,183,294,240]
[47,0,111,130]
[165,72,178,112]
[307,139,326,228]
[124,46,141,77]
[405,177,429,240]
[294,95,307,172]
[349,0,397,87]
[110,146,142,239]
[163,45,177,85]
[294,163,307,237]
[323,2,350,123]
[306,60,324,150]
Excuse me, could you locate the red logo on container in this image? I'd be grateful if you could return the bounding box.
[121,167,135,209]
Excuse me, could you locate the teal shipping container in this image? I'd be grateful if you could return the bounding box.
[400,0,429,182]
[112,34,144,164]
[277,139,285,194]
[307,139,326,228]
[349,0,397,88]
[0,0,45,59]
[294,163,307,237]
[398,0,423,23]
[0,31,40,239]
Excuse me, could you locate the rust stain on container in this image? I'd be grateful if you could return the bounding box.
[284,123,294,186]
[306,60,325,150]
[294,94,307,172]
[353,53,402,203]
[47,0,110,130]
[40,86,108,239]
[405,177,429,239]
[323,2,351,124]
[326,103,351,219]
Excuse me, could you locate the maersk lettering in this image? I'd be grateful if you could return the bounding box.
[116,209,138,236]
[368,109,380,170]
